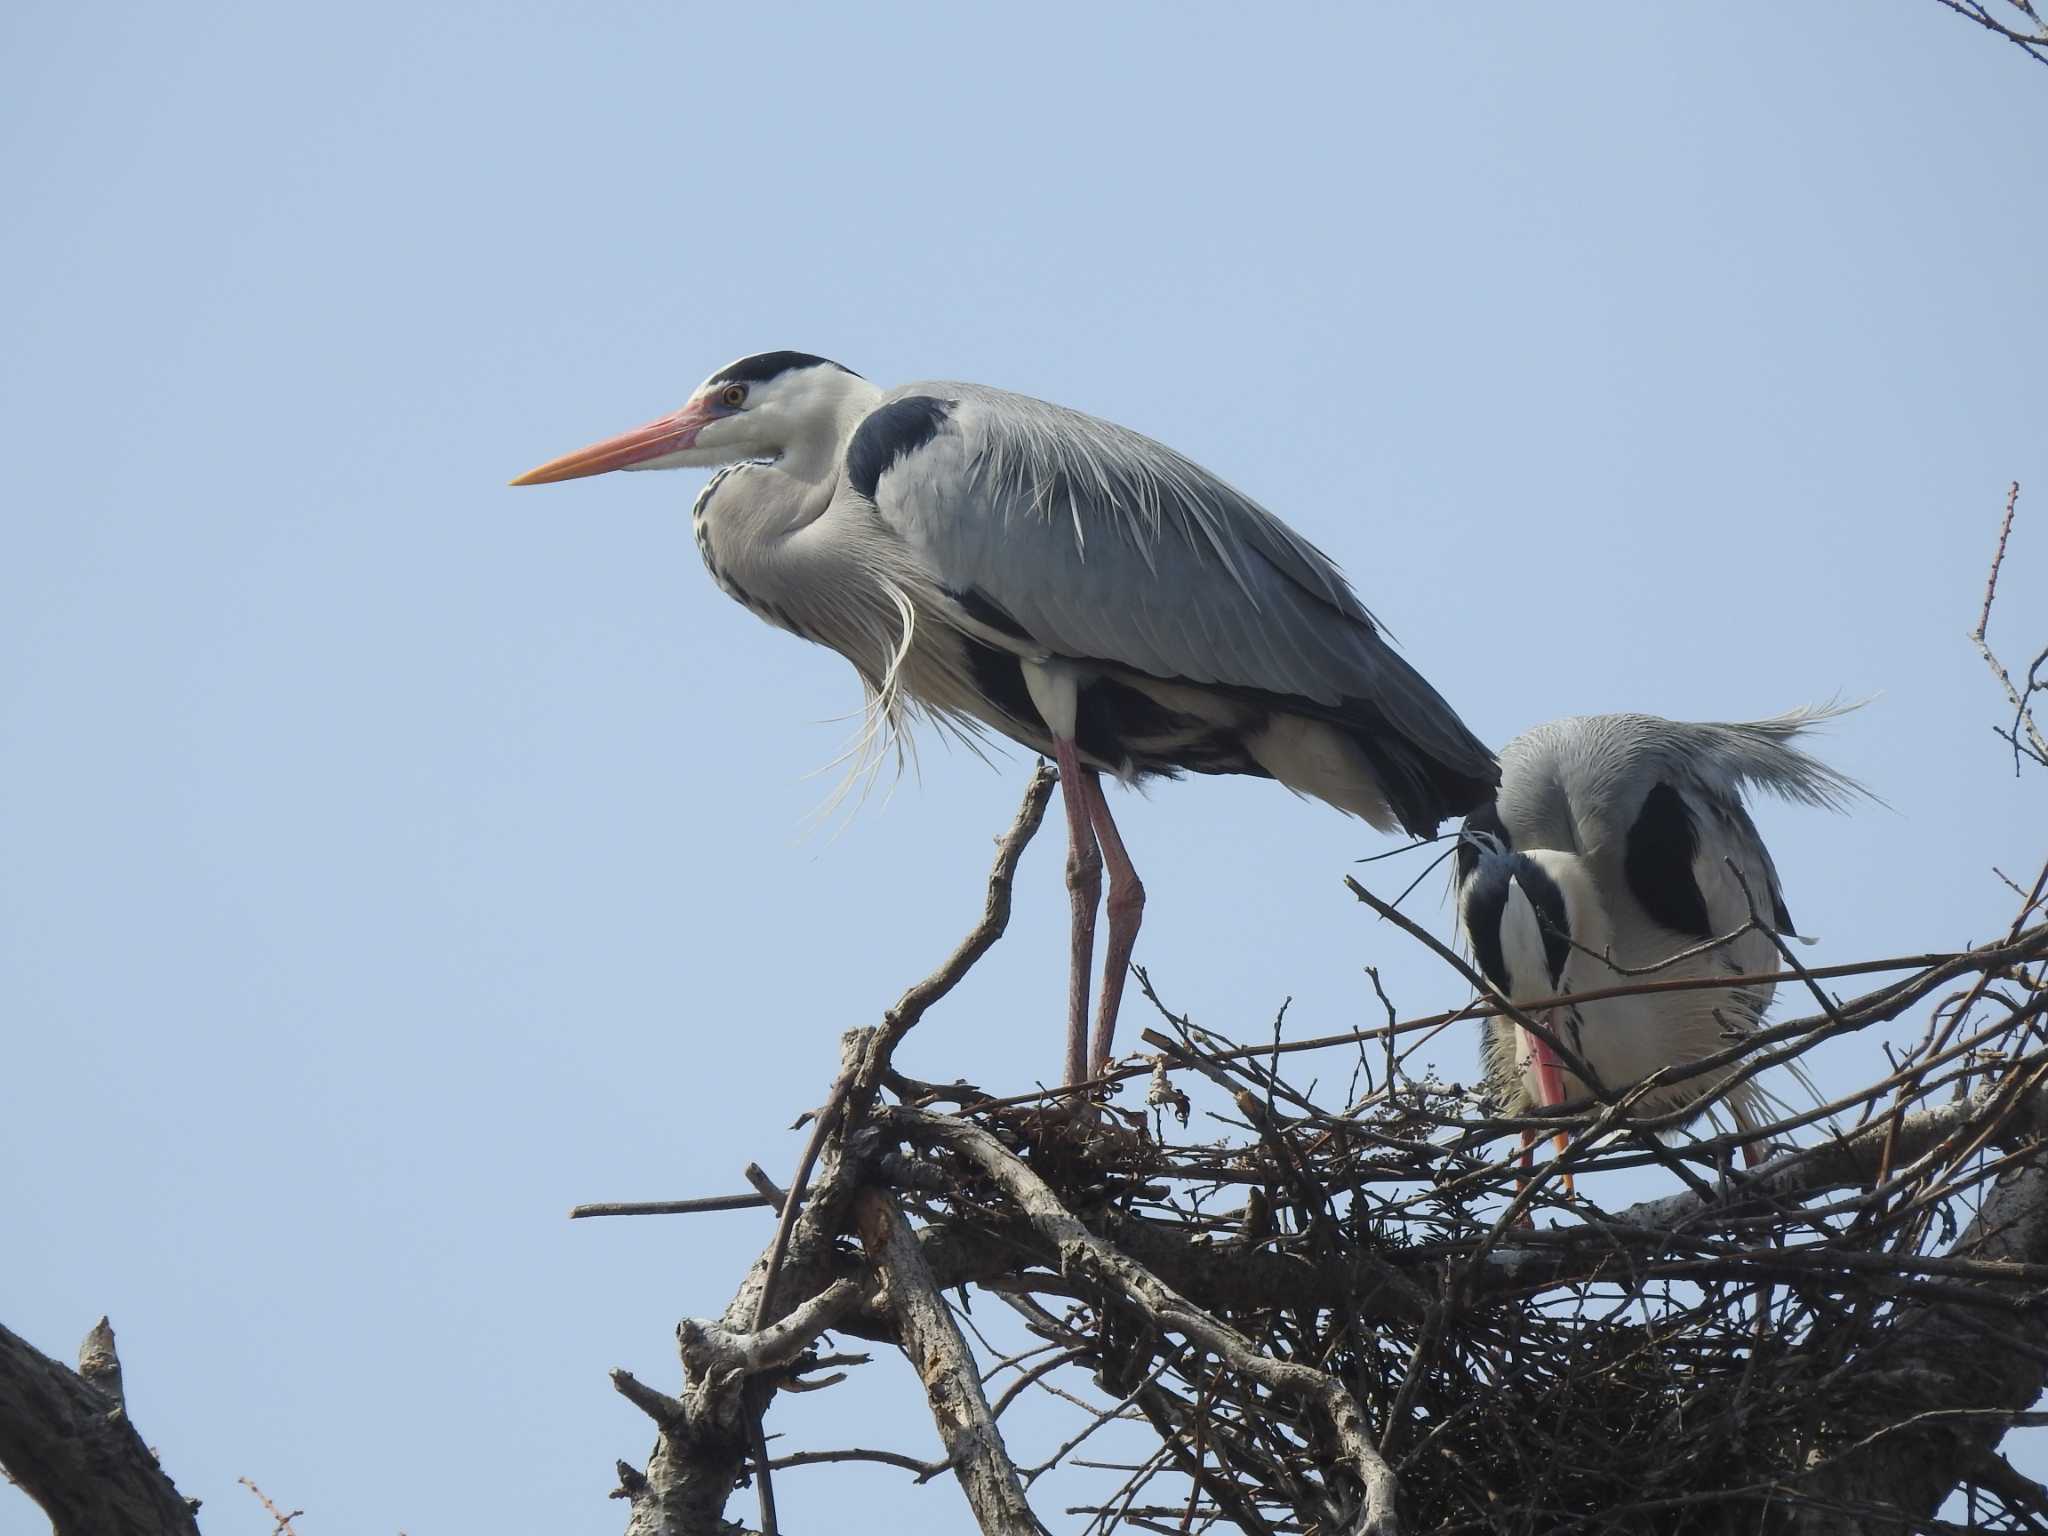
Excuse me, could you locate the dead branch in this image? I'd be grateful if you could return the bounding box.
[238,1477,304,1536]
[0,1318,202,1536]
[1973,483,2048,775]
[1932,0,2048,68]
[854,1188,1045,1533]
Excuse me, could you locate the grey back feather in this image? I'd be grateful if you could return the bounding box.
[862,380,1495,779]
[1493,704,1868,859]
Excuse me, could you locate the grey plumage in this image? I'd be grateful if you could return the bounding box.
[870,381,1497,829]
[1455,706,1864,1145]
[1485,707,1864,856]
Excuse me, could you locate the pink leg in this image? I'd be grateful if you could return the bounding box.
[1080,772,1145,1077]
[1052,738,1103,1087]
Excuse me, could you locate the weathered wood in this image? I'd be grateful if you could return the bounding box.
[0,1318,201,1536]
[854,1189,1045,1536]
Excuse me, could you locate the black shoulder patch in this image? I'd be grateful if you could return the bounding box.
[846,395,953,501]
[1455,799,1509,885]
[709,351,857,387]
[1624,782,1712,939]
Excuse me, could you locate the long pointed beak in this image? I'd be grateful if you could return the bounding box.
[1525,1007,1575,1194]
[509,403,712,486]
[1525,1008,1570,1109]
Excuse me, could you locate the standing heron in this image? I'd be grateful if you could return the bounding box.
[1454,709,1862,1173]
[513,350,1498,1086]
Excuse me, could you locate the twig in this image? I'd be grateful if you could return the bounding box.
[855,760,1056,1106]
[1974,481,2023,644]
[1931,0,2048,68]
[745,1163,789,1213]
[956,950,1968,1120]
[763,1445,952,1481]
[989,1345,1091,1420]
[571,1192,770,1219]
[238,1478,303,1536]
[1971,482,2048,775]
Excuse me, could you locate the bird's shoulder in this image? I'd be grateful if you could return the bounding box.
[843,387,967,503]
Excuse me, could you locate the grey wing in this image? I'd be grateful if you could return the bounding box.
[1495,709,1867,941]
[1641,707,1869,814]
[849,380,1497,794]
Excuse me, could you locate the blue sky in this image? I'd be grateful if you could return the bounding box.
[3,5,2044,1532]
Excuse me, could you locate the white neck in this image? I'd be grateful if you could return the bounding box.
[1522,849,1611,987]
[775,373,883,487]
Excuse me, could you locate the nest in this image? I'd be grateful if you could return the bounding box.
[584,757,2048,1536]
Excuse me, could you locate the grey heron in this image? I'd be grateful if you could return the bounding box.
[513,351,1498,1087]
[1453,709,1862,1176]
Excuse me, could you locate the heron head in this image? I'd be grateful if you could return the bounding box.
[510,351,867,485]
[1462,845,1580,1000]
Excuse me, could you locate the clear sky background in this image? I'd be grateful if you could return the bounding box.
[4,5,2045,1532]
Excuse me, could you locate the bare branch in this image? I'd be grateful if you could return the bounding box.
[1931,0,2048,67]
[854,1189,1045,1534]
[0,1318,201,1536]
[1972,483,2048,774]
[855,760,1057,1106]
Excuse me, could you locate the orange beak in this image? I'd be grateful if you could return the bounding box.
[509,400,718,486]
[1524,1008,1570,1110]
[1525,1008,1575,1193]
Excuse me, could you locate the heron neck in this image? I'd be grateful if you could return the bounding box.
[1559,883,1615,987]
[1522,849,1613,986]
[780,375,886,489]
[690,465,799,590]
[691,459,845,630]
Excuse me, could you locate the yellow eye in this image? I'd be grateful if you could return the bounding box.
[720,384,748,408]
